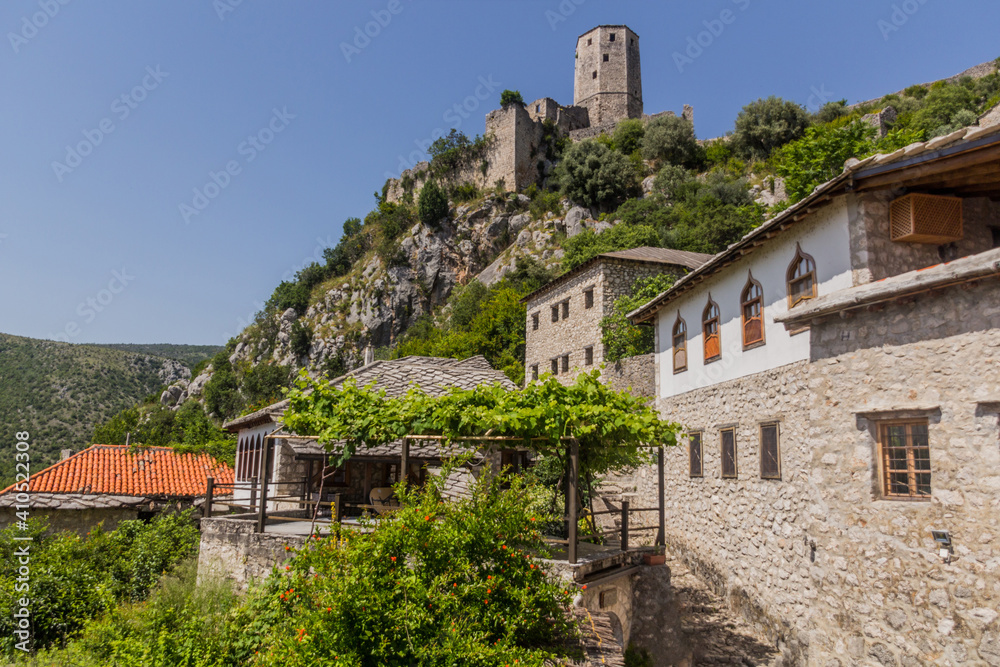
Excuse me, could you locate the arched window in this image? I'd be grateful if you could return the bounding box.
[672,314,687,373]
[787,245,817,308]
[741,273,765,348]
[703,297,721,362]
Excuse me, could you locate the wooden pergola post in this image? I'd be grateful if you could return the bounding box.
[256,438,273,533]
[567,438,579,565]
[204,477,214,518]
[657,445,666,546]
[400,437,410,484]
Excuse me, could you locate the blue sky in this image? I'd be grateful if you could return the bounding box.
[0,0,996,345]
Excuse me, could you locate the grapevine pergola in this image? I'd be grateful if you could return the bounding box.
[272,369,682,563]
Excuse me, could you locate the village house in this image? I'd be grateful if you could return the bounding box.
[0,444,233,534]
[610,122,1000,664]
[521,247,711,392]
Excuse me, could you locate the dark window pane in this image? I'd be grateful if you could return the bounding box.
[761,424,780,479]
[690,433,702,477]
[721,430,737,478]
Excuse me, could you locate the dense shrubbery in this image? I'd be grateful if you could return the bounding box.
[641,115,704,169]
[555,140,641,211]
[91,396,237,463]
[199,347,291,422]
[500,89,525,107]
[601,274,676,362]
[29,469,579,667]
[392,258,556,385]
[562,224,661,271]
[0,512,199,658]
[731,96,811,160]
[418,180,450,228]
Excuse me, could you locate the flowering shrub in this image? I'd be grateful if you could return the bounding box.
[247,466,578,666]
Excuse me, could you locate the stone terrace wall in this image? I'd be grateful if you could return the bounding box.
[608,278,1000,665]
[198,515,304,591]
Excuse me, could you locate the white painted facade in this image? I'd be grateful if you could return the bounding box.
[654,198,855,399]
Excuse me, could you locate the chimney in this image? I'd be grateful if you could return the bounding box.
[61,449,72,461]
[364,345,375,366]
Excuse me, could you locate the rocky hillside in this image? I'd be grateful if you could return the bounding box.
[0,333,193,483]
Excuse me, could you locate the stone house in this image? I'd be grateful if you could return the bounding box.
[0,444,233,534]
[222,355,518,515]
[521,247,711,391]
[613,123,1000,665]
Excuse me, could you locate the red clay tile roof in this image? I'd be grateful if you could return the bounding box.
[0,445,233,497]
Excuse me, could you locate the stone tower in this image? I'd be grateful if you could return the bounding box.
[574,25,643,128]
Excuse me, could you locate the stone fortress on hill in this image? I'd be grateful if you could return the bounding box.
[385,25,692,204]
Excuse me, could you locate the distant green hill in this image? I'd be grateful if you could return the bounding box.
[95,343,221,369]
[0,333,201,485]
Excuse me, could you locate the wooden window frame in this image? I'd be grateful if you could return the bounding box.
[561,300,570,320]
[530,365,539,381]
[786,244,818,310]
[531,312,539,331]
[322,463,351,488]
[561,354,570,373]
[759,422,781,480]
[877,420,932,501]
[720,427,737,479]
[550,358,559,375]
[672,313,688,374]
[689,432,703,478]
[584,346,594,366]
[702,297,721,363]
[584,288,594,309]
[741,273,765,350]
[551,305,559,323]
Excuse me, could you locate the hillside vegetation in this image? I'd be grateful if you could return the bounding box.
[96,343,220,370]
[0,333,196,484]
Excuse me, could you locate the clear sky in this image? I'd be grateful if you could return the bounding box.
[1,0,996,345]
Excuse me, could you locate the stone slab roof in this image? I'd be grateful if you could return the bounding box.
[628,122,1000,325]
[224,356,514,433]
[521,247,713,306]
[776,247,1000,326]
[0,445,233,500]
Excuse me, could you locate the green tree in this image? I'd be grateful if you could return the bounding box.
[641,115,703,169]
[732,96,810,160]
[555,140,640,211]
[911,83,977,136]
[418,180,450,228]
[601,274,676,362]
[612,118,646,155]
[500,89,525,107]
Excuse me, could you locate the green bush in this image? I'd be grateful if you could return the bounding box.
[652,164,695,200]
[641,115,703,169]
[450,182,480,203]
[290,320,312,359]
[702,139,733,168]
[202,351,244,419]
[526,184,562,219]
[0,513,199,658]
[562,224,661,271]
[732,96,810,160]
[601,274,677,363]
[612,118,646,155]
[500,89,525,107]
[418,180,450,228]
[812,99,849,124]
[555,140,641,211]
[241,362,291,410]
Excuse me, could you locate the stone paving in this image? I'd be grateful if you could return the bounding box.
[665,554,780,667]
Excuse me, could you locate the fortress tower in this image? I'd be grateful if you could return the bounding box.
[574,25,643,128]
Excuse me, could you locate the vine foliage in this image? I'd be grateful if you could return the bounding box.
[282,370,681,479]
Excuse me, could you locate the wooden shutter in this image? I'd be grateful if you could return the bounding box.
[760,423,780,479]
[721,429,737,478]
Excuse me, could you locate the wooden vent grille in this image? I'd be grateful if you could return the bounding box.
[889,193,963,244]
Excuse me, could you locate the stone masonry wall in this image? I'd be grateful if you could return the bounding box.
[849,191,998,285]
[608,278,1000,665]
[198,515,303,591]
[574,26,642,127]
[524,260,683,386]
[602,354,655,398]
